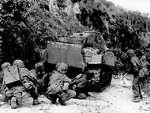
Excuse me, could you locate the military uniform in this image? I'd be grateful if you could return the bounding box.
[33,62,49,94]
[127,49,142,102]
[0,62,11,103]
[27,62,49,95]
[140,56,149,69]
[139,56,150,95]
[2,60,40,109]
[46,63,76,105]
[1,62,23,109]
[70,71,94,99]
[13,60,40,106]
[70,74,88,99]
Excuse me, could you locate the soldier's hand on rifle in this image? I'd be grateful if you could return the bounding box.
[72,84,77,90]
[62,82,69,90]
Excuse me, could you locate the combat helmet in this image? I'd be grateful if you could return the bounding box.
[86,70,94,80]
[126,49,135,57]
[1,62,11,70]
[13,59,24,68]
[34,62,44,70]
[56,62,68,74]
[141,55,146,61]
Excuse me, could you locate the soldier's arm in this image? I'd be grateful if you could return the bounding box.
[38,73,50,85]
[62,76,71,90]
[131,58,139,72]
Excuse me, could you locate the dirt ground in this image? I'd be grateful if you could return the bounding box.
[0,75,150,113]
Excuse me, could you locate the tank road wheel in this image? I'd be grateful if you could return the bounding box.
[100,65,112,89]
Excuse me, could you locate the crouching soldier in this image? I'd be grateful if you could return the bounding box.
[1,62,23,109]
[34,62,49,94]
[29,62,49,95]
[13,59,40,106]
[46,63,76,105]
[0,62,11,102]
[69,71,94,99]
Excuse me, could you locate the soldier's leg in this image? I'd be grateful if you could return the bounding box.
[46,94,58,104]
[23,78,40,105]
[27,87,40,105]
[5,88,18,109]
[75,87,87,99]
[59,90,76,105]
[13,86,23,106]
[132,76,142,102]
[65,90,76,100]
[10,96,18,109]
[77,93,87,99]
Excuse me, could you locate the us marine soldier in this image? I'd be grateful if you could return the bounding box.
[139,55,150,96]
[1,62,23,109]
[13,59,40,106]
[0,62,11,92]
[30,62,49,95]
[126,49,143,102]
[140,55,150,69]
[69,71,94,99]
[46,63,76,105]
[0,62,11,102]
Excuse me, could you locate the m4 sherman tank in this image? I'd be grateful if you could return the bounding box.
[42,31,115,92]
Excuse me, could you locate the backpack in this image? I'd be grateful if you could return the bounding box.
[103,51,115,66]
[3,65,21,85]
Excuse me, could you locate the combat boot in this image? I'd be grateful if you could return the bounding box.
[78,93,86,99]
[51,98,57,104]
[16,92,22,106]
[10,97,18,109]
[59,99,67,106]
[132,97,142,103]
[33,99,40,105]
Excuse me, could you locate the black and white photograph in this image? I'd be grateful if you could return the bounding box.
[0,0,150,113]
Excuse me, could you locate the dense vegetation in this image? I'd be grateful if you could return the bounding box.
[0,0,150,68]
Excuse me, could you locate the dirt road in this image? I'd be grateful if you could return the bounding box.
[0,77,150,113]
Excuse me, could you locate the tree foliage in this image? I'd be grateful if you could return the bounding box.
[76,0,150,52]
[0,0,87,68]
[1,0,150,68]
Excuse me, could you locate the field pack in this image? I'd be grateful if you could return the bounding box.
[3,65,20,85]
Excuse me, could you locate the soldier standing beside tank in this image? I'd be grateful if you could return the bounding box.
[46,63,76,105]
[126,49,143,102]
[140,55,150,69]
[139,55,150,96]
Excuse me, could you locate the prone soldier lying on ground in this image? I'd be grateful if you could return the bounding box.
[69,71,94,99]
[1,59,40,109]
[46,63,76,105]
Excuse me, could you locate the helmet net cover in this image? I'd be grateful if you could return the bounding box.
[56,63,68,74]
[34,62,44,70]
[1,62,11,70]
[126,49,135,57]
[141,56,146,61]
[13,59,24,68]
